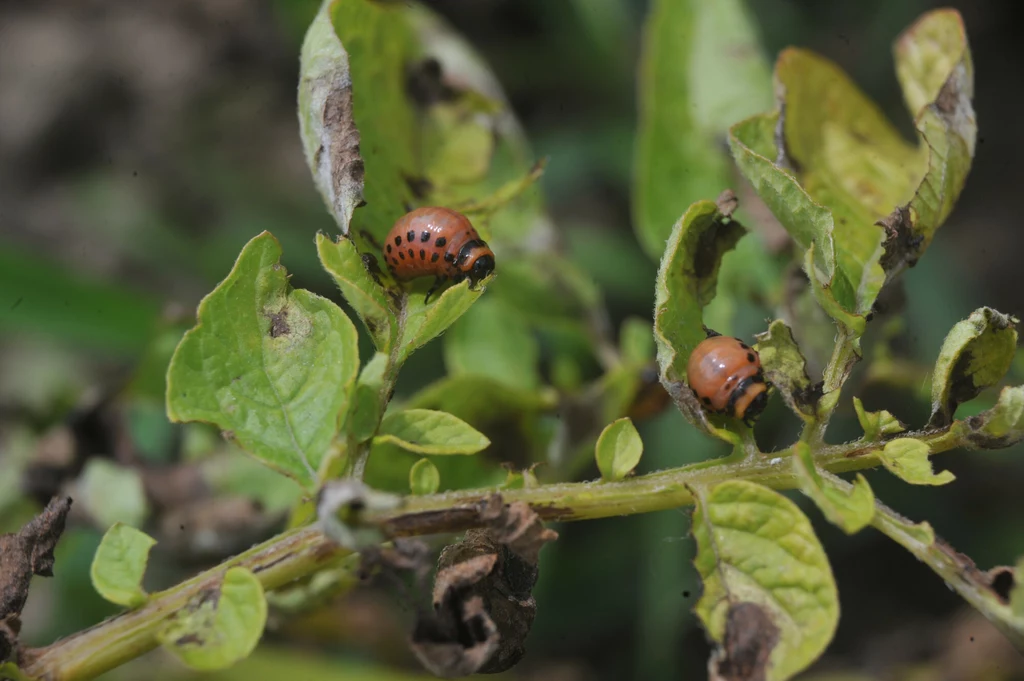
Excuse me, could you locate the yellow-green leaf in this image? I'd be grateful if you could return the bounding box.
[879,438,955,486]
[692,480,838,680]
[792,443,874,534]
[853,396,905,441]
[595,418,644,482]
[166,232,361,489]
[755,320,817,421]
[158,567,267,671]
[397,279,490,367]
[409,458,440,495]
[929,307,1018,427]
[375,409,489,456]
[90,523,156,608]
[967,385,1024,449]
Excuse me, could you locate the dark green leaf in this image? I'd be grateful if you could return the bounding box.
[633,0,772,258]
[90,523,156,608]
[166,232,361,489]
[929,307,1018,427]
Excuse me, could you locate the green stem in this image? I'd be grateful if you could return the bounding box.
[802,325,859,445]
[16,421,980,681]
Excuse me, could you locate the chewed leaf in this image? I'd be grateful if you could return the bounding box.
[158,567,267,671]
[409,458,440,495]
[316,233,395,353]
[890,10,977,275]
[967,385,1024,449]
[879,438,955,486]
[929,307,1018,427]
[653,197,746,382]
[166,232,361,489]
[397,278,490,367]
[754,320,818,420]
[853,397,906,441]
[595,418,644,482]
[792,443,874,534]
[298,0,365,233]
[90,523,156,608]
[375,409,490,455]
[633,0,772,259]
[692,480,838,680]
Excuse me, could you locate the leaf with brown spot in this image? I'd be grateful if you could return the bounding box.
[708,602,780,681]
[0,497,72,663]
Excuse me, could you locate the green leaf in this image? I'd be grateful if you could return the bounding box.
[0,662,32,681]
[346,353,387,444]
[443,296,539,392]
[90,523,156,608]
[878,438,955,486]
[633,0,772,258]
[929,307,1019,427]
[852,396,905,441]
[77,460,149,530]
[692,480,838,681]
[374,409,489,456]
[316,233,395,353]
[754,320,817,421]
[166,232,361,489]
[728,114,862,335]
[792,443,874,534]
[158,567,267,671]
[408,458,440,495]
[595,418,644,482]
[968,385,1024,448]
[620,317,655,366]
[653,199,745,381]
[397,280,490,367]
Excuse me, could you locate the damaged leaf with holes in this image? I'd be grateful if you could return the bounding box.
[166,232,361,489]
[878,438,955,486]
[928,307,1018,427]
[158,567,267,671]
[792,443,874,534]
[692,480,839,681]
[755,320,819,421]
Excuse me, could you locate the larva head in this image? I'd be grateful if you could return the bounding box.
[457,241,496,286]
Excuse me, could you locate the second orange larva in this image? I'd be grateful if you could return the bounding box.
[687,335,768,426]
[382,206,495,301]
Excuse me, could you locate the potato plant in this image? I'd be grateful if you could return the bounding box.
[2,2,1022,681]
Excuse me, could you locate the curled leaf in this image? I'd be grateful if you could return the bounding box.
[692,480,838,681]
[792,443,874,534]
[158,567,267,671]
[929,307,1019,427]
[754,320,819,420]
[878,438,955,486]
[966,385,1024,449]
[412,496,557,677]
[0,497,72,663]
[166,232,361,489]
[90,523,156,608]
[654,196,746,382]
[595,418,644,482]
[853,397,906,441]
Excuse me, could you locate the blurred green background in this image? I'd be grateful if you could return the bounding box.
[2,1,1023,680]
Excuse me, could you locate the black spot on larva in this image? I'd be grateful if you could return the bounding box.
[444,253,455,263]
[408,248,415,258]
[395,235,402,246]
[702,397,711,405]
[435,236,447,247]
[431,252,439,263]
[419,249,426,260]
[421,231,430,242]
[407,230,415,242]
[391,257,399,265]
[739,341,750,350]
[386,244,392,253]
[399,252,406,260]
[747,353,756,363]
